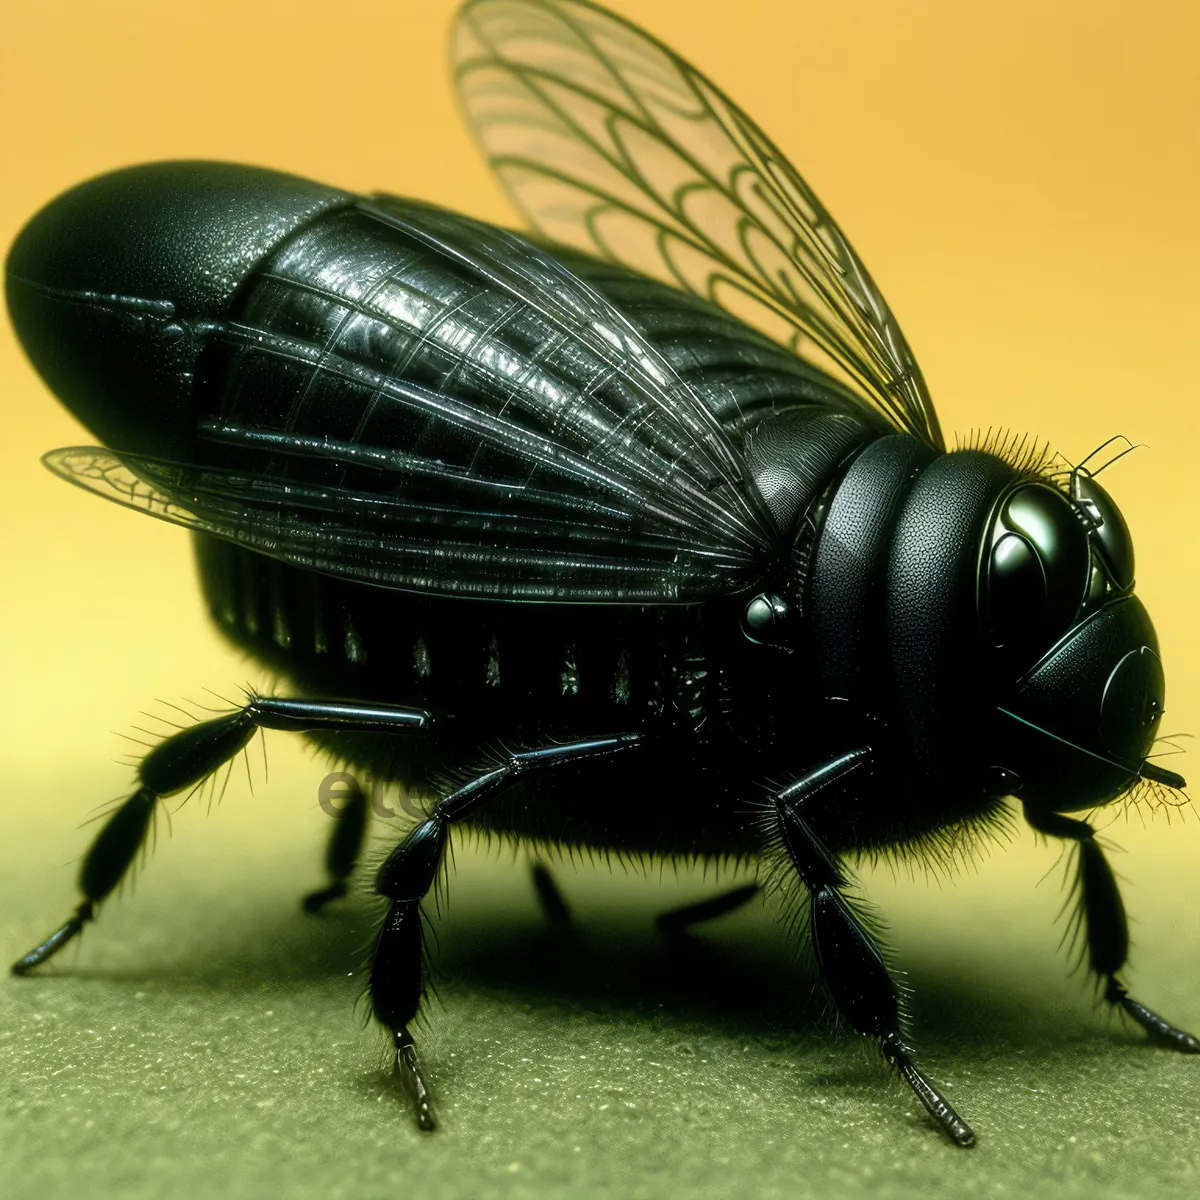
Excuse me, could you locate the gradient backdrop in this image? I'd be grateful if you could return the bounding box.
[2,2,1198,1197]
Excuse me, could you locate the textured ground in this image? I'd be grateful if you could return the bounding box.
[3,753,1198,1200]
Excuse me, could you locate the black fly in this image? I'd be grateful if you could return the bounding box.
[5,0,1196,1147]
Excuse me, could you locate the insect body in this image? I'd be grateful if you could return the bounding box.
[6,0,1195,1146]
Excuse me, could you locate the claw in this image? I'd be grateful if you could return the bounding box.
[11,903,93,975]
[1111,983,1200,1054]
[396,1033,436,1130]
[884,1036,975,1147]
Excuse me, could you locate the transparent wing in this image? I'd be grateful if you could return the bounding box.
[359,194,777,555]
[453,0,944,449]
[47,199,786,602]
[44,445,765,603]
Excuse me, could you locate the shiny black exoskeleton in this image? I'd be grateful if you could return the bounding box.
[6,0,1195,1147]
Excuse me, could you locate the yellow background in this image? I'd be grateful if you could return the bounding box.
[2,2,1198,1196]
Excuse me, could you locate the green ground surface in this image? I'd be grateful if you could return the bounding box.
[2,761,1198,1200]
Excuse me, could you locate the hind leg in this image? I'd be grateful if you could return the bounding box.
[12,694,430,974]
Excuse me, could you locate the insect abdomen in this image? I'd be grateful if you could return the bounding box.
[195,533,705,731]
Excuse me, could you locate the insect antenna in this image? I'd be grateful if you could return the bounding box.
[1072,434,1143,479]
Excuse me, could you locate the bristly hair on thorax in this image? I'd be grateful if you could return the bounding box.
[954,427,1064,480]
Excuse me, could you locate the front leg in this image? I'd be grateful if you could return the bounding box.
[367,734,642,1131]
[771,750,976,1146]
[1024,805,1200,1052]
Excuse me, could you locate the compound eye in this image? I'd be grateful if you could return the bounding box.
[988,533,1047,664]
[1073,473,1135,591]
[986,484,1090,668]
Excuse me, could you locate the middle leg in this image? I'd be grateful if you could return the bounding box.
[367,733,642,1130]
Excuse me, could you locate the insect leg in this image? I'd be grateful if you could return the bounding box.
[529,860,572,931]
[12,695,431,975]
[368,733,642,1131]
[303,776,369,914]
[771,750,976,1147]
[655,883,760,935]
[1024,806,1200,1052]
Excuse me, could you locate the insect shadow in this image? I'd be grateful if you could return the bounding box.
[17,859,1121,1121]
[433,899,1111,1060]
[19,857,1099,1062]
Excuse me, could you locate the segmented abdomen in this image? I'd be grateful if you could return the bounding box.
[194,533,728,740]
